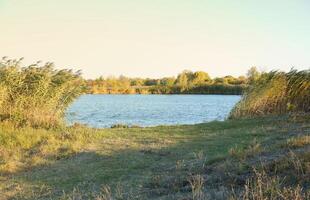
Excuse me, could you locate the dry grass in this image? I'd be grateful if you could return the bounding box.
[0,58,83,128]
[228,138,262,160]
[0,123,100,174]
[188,174,205,200]
[231,169,309,200]
[287,135,310,148]
[230,70,310,118]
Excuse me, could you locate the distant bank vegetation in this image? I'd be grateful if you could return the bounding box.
[230,69,310,118]
[86,70,248,95]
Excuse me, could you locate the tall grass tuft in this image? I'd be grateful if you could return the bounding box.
[230,69,310,118]
[231,169,309,200]
[0,57,84,128]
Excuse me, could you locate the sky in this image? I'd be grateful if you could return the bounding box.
[0,0,309,79]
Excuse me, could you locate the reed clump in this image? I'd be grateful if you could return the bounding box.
[0,57,84,128]
[230,69,310,118]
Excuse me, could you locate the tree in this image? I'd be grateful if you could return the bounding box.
[192,71,211,85]
[130,78,144,86]
[144,78,158,86]
[176,71,189,92]
[247,67,261,84]
[160,77,176,87]
[214,77,228,84]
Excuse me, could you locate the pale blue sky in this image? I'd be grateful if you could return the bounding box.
[0,0,309,78]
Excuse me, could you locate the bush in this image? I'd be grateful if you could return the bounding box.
[0,57,84,128]
[110,124,130,128]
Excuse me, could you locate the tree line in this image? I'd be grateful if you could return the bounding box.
[86,70,249,95]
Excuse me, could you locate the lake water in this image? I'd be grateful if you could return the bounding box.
[66,95,241,128]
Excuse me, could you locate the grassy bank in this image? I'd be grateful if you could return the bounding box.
[230,70,310,119]
[1,115,309,199]
[0,60,309,199]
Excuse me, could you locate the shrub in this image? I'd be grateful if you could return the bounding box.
[0,57,84,128]
[110,124,130,128]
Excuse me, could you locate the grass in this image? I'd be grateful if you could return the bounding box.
[0,115,309,199]
[230,70,310,119]
[0,58,83,128]
[231,169,308,200]
[286,135,310,148]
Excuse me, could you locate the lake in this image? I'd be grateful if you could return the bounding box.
[66,94,241,128]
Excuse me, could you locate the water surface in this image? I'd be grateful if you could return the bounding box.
[66,95,241,128]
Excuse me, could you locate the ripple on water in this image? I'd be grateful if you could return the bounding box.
[66,94,241,128]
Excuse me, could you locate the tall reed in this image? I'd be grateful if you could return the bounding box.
[230,69,310,118]
[0,57,84,128]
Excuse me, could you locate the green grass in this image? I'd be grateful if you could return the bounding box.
[1,115,309,199]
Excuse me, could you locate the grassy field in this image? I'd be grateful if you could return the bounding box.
[0,115,309,199]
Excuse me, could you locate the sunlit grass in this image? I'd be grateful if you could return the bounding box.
[230,70,310,118]
[0,58,83,128]
[286,135,310,148]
